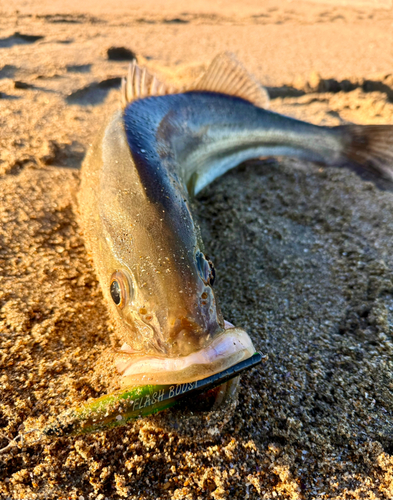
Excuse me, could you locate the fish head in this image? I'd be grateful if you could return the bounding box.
[99,193,225,359]
[81,109,255,389]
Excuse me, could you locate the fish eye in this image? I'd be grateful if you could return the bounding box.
[110,270,132,309]
[196,251,216,287]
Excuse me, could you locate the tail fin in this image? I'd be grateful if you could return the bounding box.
[336,125,393,182]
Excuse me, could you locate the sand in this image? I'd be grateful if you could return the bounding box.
[2,0,393,498]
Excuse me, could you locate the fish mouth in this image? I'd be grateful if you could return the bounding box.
[115,325,255,388]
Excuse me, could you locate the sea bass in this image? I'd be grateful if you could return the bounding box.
[79,53,393,401]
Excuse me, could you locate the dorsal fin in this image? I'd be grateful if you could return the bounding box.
[121,61,175,107]
[189,52,270,109]
[121,53,269,109]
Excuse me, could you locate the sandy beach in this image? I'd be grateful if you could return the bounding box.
[2,1,393,498]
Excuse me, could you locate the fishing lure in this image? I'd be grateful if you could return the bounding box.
[43,353,262,437]
[0,354,261,451]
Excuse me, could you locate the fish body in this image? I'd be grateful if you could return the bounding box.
[79,53,393,394]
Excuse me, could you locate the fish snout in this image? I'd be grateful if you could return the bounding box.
[168,315,219,357]
[116,325,256,388]
[135,300,223,358]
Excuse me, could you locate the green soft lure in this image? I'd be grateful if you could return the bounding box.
[43,353,262,437]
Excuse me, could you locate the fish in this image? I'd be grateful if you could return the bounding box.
[79,52,393,406]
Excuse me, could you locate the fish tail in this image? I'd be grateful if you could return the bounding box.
[335,124,393,181]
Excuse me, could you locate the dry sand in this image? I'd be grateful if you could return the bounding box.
[2,1,393,498]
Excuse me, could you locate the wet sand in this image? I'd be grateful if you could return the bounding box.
[2,1,393,498]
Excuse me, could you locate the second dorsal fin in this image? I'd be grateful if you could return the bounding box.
[121,61,175,107]
[189,52,270,109]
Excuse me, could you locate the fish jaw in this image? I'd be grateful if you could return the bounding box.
[115,326,255,387]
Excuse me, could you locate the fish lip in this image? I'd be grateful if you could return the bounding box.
[115,326,255,387]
